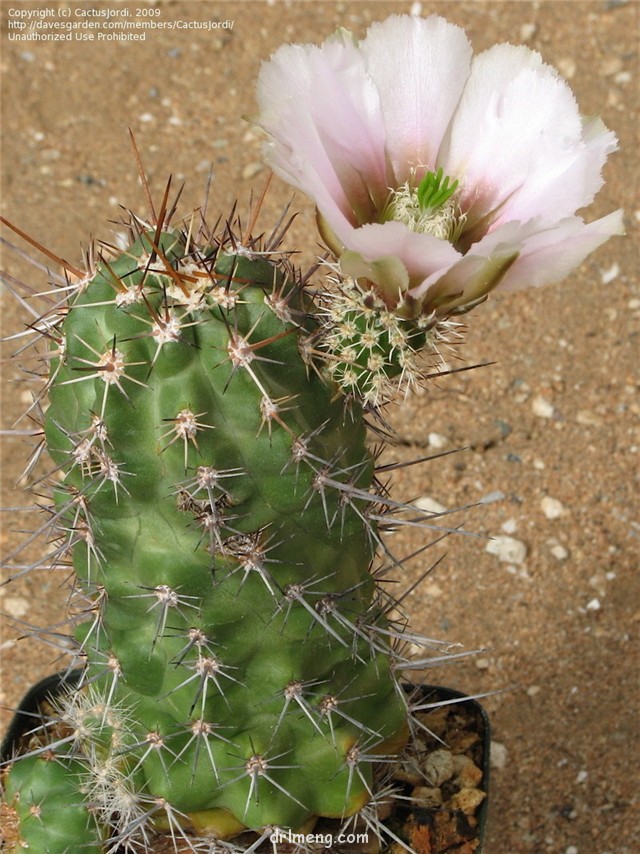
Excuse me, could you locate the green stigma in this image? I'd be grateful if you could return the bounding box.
[381,168,464,242]
[416,167,459,213]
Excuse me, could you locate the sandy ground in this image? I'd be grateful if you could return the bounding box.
[1,1,638,852]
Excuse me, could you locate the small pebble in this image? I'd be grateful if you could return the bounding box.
[556,57,576,79]
[490,741,508,769]
[588,572,608,597]
[415,496,447,515]
[586,598,601,611]
[576,769,588,784]
[501,518,518,535]
[541,496,566,519]
[600,262,620,284]
[242,162,264,180]
[486,535,528,565]
[3,597,29,618]
[512,380,531,404]
[423,749,454,786]
[452,755,483,788]
[576,409,603,427]
[447,787,486,815]
[423,581,443,598]
[428,432,448,449]
[532,395,555,418]
[600,56,623,76]
[550,544,570,561]
[527,685,541,697]
[475,657,490,670]
[520,22,537,41]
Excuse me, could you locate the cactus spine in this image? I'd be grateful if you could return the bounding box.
[1,177,462,853]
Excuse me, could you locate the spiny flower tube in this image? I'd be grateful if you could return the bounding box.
[257,13,624,319]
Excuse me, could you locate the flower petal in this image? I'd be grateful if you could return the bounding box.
[412,249,520,315]
[497,210,625,291]
[257,34,389,234]
[441,44,616,230]
[359,15,472,183]
[338,220,461,309]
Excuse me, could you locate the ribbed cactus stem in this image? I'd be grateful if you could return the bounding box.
[2,192,459,852]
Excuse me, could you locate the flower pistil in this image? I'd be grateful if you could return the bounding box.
[381,168,465,242]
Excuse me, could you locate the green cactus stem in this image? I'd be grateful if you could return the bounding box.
[1,177,461,852]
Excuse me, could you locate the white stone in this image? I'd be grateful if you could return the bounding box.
[586,598,601,611]
[551,544,570,561]
[486,535,527,565]
[242,162,264,180]
[520,22,537,40]
[428,432,448,449]
[501,518,518,535]
[600,262,620,284]
[576,409,603,427]
[490,741,508,769]
[541,496,566,519]
[424,749,454,786]
[557,57,576,79]
[532,395,555,418]
[415,496,447,515]
[423,581,443,598]
[3,597,29,618]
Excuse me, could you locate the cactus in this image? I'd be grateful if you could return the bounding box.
[1,10,621,848]
[0,175,465,853]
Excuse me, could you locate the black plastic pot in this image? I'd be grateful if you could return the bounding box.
[1,668,83,762]
[2,673,490,853]
[402,683,491,853]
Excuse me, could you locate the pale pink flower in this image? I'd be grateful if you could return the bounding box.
[257,14,623,317]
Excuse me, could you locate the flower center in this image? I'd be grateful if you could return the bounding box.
[382,168,464,241]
